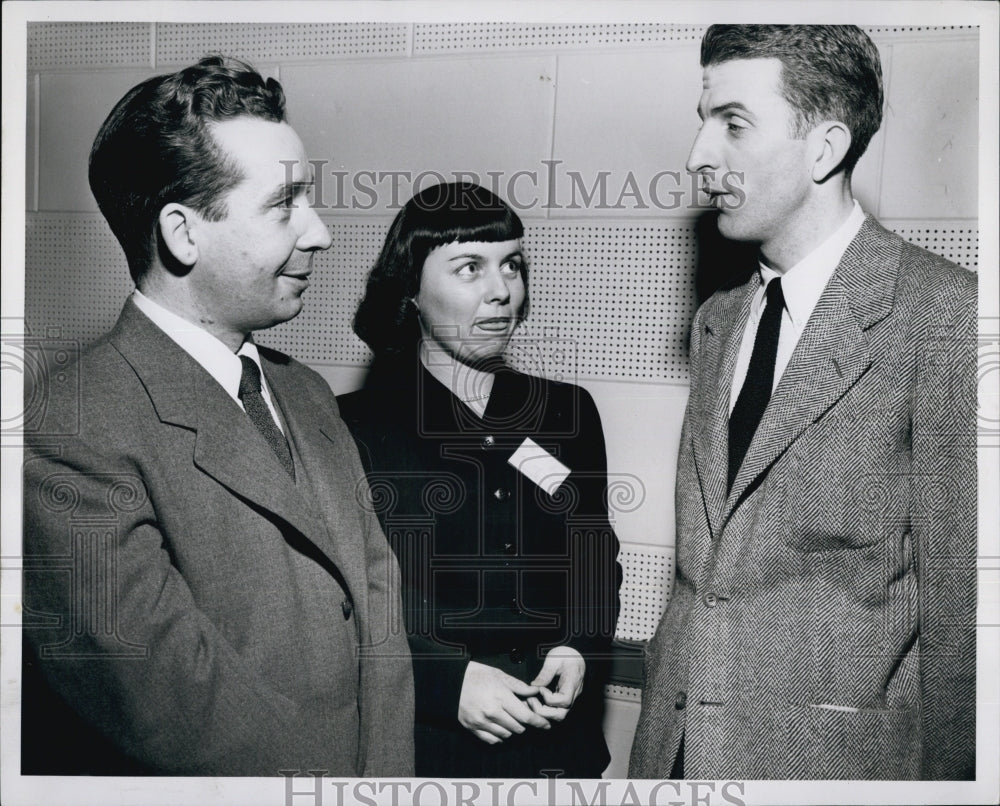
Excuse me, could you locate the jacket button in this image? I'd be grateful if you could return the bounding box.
[503,542,516,555]
[703,593,718,608]
[675,691,687,710]
[341,599,353,619]
[493,488,510,501]
[482,435,495,449]
[509,648,524,663]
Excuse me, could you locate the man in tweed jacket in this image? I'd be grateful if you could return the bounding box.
[630,25,976,780]
[22,57,414,775]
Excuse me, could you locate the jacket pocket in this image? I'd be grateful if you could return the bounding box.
[769,702,920,779]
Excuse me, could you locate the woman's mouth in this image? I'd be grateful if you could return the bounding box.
[473,317,513,333]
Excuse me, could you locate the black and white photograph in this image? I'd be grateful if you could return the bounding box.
[1,1,997,805]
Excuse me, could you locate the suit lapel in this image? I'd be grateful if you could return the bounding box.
[721,217,898,523]
[109,300,328,545]
[263,357,368,606]
[693,285,755,538]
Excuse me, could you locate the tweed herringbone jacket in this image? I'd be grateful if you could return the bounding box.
[629,218,976,780]
[22,299,414,776]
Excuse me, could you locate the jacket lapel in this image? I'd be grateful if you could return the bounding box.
[109,300,328,544]
[721,216,898,523]
[693,285,755,538]
[263,357,368,606]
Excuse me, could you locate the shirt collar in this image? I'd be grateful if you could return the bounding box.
[132,290,262,402]
[755,201,866,329]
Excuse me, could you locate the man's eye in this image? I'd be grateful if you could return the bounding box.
[726,117,749,134]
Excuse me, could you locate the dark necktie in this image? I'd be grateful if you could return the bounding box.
[728,277,784,491]
[238,355,295,479]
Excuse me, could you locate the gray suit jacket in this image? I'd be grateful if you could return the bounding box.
[629,217,976,780]
[22,299,414,776]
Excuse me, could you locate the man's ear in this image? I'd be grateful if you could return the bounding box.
[157,203,199,268]
[808,121,853,183]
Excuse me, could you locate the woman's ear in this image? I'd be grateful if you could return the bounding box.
[157,203,199,268]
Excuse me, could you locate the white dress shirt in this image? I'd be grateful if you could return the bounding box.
[729,201,866,413]
[131,290,285,433]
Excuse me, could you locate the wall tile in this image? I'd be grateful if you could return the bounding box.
[37,69,158,212]
[879,37,979,219]
[551,47,703,218]
[279,56,557,217]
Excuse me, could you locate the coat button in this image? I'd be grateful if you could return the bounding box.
[482,435,495,449]
[509,648,524,663]
[703,593,718,608]
[341,599,353,619]
[503,542,516,555]
[674,691,687,710]
[493,488,510,501]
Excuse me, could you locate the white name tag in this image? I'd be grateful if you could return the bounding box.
[507,437,571,496]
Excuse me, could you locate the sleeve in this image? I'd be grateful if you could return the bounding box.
[561,385,623,676]
[339,399,470,727]
[912,275,977,779]
[22,435,323,774]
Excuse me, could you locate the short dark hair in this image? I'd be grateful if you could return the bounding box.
[353,182,527,356]
[88,55,287,283]
[701,25,883,175]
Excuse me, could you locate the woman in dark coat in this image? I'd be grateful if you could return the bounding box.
[338,182,621,778]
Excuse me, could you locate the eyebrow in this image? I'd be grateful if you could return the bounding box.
[698,101,755,121]
[447,249,524,262]
[263,180,314,209]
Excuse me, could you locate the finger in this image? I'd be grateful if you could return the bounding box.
[530,656,559,688]
[502,674,541,699]
[473,729,502,745]
[527,697,570,721]
[487,706,530,735]
[538,685,574,708]
[503,695,551,730]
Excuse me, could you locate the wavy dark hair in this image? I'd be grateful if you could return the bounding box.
[88,55,286,283]
[701,25,883,176]
[353,182,528,356]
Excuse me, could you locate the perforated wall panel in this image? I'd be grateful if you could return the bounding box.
[25,215,132,345]
[27,215,979,373]
[885,222,979,271]
[413,23,706,53]
[27,22,152,71]
[261,220,700,381]
[260,220,391,364]
[522,223,697,381]
[411,23,972,54]
[615,542,673,642]
[154,23,410,65]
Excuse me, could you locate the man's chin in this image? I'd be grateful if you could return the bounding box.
[715,211,753,242]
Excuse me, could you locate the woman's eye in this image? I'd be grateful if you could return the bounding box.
[456,262,480,276]
[501,260,523,277]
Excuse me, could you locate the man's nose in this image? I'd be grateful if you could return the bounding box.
[686,125,719,176]
[297,205,333,251]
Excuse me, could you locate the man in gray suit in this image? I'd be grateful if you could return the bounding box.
[22,56,414,776]
[630,25,976,780]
